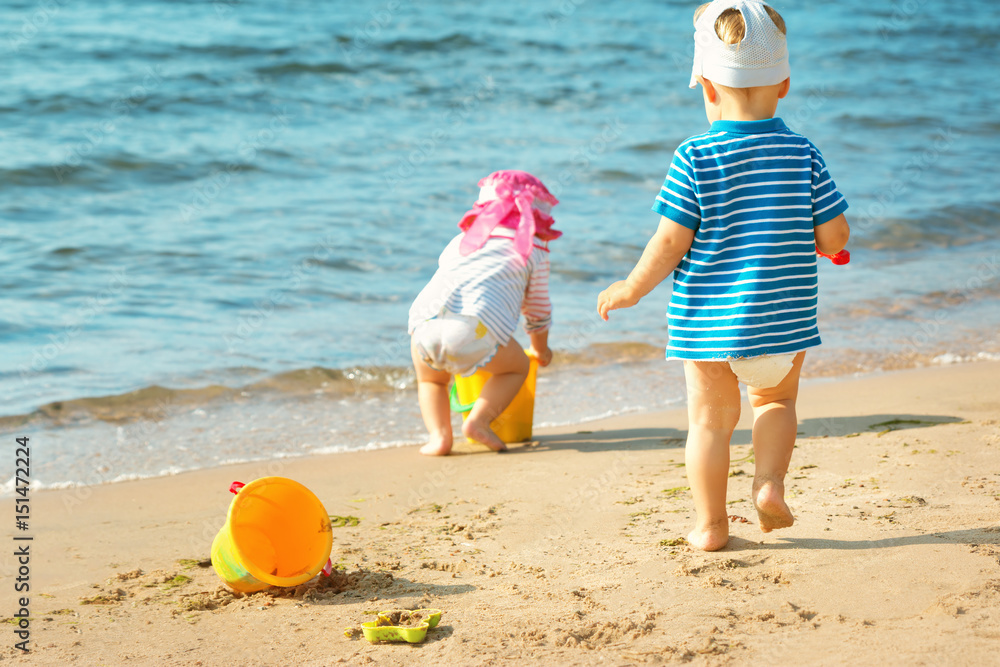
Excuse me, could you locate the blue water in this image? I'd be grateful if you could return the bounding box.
[2,0,999,485]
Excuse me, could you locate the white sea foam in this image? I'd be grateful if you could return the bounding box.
[933,351,1000,365]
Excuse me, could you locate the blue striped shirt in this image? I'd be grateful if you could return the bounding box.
[652,118,848,361]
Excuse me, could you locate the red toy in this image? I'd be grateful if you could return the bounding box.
[817,247,850,265]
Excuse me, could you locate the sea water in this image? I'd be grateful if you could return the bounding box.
[2,0,999,489]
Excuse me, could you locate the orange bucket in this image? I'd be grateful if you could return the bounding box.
[210,477,332,593]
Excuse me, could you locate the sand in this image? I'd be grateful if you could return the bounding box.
[3,361,999,666]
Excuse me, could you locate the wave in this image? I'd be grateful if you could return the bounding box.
[177,44,297,59]
[556,342,664,367]
[31,338,1000,426]
[0,155,266,190]
[254,61,357,77]
[13,335,998,431]
[10,92,107,114]
[626,140,683,153]
[858,201,1000,250]
[0,341,671,428]
[594,168,643,183]
[308,257,379,272]
[835,113,944,131]
[381,33,482,54]
[0,364,412,429]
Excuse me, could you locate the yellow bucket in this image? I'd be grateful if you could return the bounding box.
[451,352,538,444]
[210,477,333,593]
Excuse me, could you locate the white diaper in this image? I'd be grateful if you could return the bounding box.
[728,353,795,389]
[412,311,501,376]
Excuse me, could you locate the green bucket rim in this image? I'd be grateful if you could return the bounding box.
[449,383,475,414]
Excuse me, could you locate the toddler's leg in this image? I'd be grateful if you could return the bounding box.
[746,351,806,533]
[683,360,741,551]
[462,341,530,452]
[411,343,454,456]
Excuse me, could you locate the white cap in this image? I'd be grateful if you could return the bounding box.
[689,0,790,89]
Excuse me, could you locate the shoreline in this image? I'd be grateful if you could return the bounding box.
[3,360,999,664]
[4,354,998,496]
[6,333,1000,428]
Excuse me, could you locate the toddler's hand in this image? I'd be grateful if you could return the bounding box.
[597,281,638,321]
[529,346,553,367]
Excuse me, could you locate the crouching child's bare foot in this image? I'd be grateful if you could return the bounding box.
[687,518,729,552]
[753,478,795,533]
[461,418,507,452]
[419,434,453,456]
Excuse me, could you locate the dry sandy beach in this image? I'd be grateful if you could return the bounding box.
[3,361,999,666]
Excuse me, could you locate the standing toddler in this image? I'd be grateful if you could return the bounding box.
[598,0,851,550]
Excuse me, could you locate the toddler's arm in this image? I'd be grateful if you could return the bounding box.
[523,252,553,366]
[598,216,695,321]
[527,328,553,367]
[815,213,851,255]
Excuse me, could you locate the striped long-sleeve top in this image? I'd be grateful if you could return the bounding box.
[652,117,848,361]
[408,227,552,344]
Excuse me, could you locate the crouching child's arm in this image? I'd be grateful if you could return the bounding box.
[523,252,554,367]
[527,328,552,367]
[598,216,695,321]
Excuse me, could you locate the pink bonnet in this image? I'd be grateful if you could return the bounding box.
[457,170,561,261]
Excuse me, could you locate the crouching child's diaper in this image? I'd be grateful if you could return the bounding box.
[411,311,501,376]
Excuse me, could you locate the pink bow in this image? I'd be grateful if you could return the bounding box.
[459,185,538,259]
[457,170,560,264]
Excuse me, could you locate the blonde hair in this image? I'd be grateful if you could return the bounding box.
[694,3,786,44]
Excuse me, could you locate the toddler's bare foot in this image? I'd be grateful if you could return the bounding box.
[419,434,452,456]
[753,479,794,533]
[687,519,729,552]
[461,419,507,452]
